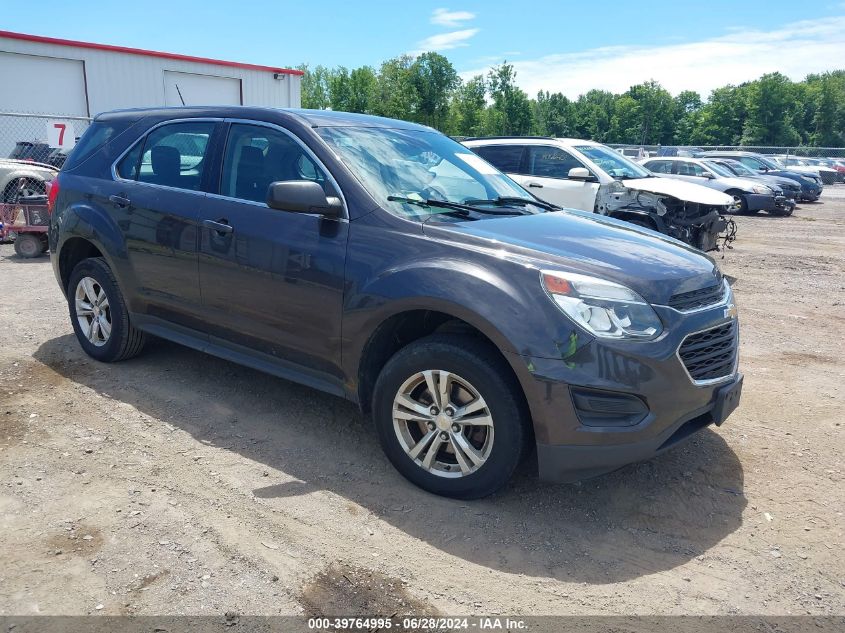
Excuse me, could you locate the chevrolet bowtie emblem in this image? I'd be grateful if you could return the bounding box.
[724,304,738,319]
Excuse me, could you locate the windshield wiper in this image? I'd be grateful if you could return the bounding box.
[387,195,480,216]
[464,196,560,213]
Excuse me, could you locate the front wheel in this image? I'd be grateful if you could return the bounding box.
[67,257,146,362]
[372,334,528,499]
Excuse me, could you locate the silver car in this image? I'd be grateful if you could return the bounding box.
[641,156,784,215]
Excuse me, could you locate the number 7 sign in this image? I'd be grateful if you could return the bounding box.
[46,120,76,149]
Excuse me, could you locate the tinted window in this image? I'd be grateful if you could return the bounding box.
[738,157,765,170]
[221,124,327,203]
[64,119,133,170]
[135,122,214,191]
[528,146,585,178]
[676,161,707,176]
[116,142,143,180]
[471,145,525,174]
[645,160,672,174]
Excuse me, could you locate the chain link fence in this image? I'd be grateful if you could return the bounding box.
[0,111,91,169]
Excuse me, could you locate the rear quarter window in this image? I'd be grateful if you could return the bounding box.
[63,120,134,171]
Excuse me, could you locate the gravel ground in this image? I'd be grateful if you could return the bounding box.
[0,190,843,617]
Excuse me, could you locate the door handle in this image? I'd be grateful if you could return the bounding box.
[109,195,130,208]
[203,218,233,234]
[527,182,543,188]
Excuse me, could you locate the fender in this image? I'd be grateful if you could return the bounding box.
[341,254,591,395]
[51,187,136,300]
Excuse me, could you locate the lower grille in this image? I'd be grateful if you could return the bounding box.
[678,321,737,383]
[668,282,726,311]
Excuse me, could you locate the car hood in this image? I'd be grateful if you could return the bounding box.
[620,176,733,206]
[426,210,721,305]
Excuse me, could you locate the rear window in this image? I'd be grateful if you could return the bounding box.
[63,120,134,171]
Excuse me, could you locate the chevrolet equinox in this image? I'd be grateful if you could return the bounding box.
[49,107,743,499]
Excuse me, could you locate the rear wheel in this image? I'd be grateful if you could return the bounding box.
[67,257,145,362]
[13,233,43,258]
[372,334,528,499]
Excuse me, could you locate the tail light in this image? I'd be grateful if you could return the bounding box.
[47,177,59,214]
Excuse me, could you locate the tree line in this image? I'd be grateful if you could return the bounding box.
[298,52,845,147]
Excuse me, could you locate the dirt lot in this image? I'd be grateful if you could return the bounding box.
[1,191,843,617]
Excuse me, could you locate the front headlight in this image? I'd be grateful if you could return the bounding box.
[541,270,663,340]
[750,184,771,194]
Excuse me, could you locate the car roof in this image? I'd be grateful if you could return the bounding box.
[95,106,434,132]
[462,137,604,148]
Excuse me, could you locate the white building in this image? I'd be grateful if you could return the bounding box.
[0,29,302,155]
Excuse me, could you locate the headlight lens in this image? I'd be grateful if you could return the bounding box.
[751,185,771,194]
[541,271,663,339]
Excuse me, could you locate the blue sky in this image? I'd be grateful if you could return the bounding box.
[4,1,845,98]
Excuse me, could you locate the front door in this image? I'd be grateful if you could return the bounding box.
[523,145,599,211]
[197,122,348,387]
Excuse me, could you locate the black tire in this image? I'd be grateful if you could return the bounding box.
[372,334,528,499]
[13,233,43,258]
[67,257,145,362]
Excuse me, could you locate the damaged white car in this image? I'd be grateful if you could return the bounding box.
[464,137,735,252]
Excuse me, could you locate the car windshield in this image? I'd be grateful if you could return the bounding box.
[755,155,782,170]
[701,160,734,178]
[573,145,651,179]
[315,126,536,220]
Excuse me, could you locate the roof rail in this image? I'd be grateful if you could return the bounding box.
[461,136,554,142]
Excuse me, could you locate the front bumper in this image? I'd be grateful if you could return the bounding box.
[537,374,742,482]
[800,184,822,200]
[745,193,776,211]
[508,298,741,483]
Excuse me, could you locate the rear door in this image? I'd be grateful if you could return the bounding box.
[523,145,599,211]
[196,121,348,389]
[112,119,219,328]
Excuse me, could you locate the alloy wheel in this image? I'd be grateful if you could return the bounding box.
[392,370,494,478]
[75,276,112,347]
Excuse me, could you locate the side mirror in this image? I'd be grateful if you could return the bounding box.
[568,167,593,181]
[267,181,343,218]
[702,172,715,179]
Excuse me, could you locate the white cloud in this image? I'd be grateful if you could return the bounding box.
[431,8,475,27]
[459,16,845,99]
[413,28,480,55]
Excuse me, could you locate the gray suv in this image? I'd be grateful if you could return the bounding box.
[49,106,743,498]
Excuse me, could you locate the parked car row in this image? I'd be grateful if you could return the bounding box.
[640,157,794,216]
[47,106,744,498]
[464,137,734,252]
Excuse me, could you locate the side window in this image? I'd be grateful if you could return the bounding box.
[676,161,705,176]
[645,160,671,174]
[221,124,328,203]
[116,141,143,180]
[528,146,585,179]
[134,122,214,191]
[471,145,525,175]
[739,157,762,170]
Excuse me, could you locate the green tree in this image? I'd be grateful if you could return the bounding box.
[673,90,703,145]
[449,75,487,136]
[372,55,418,121]
[297,64,332,110]
[486,62,533,135]
[741,73,800,145]
[348,66,378,114]
[571,90,616,142]
[409,52,459,129]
